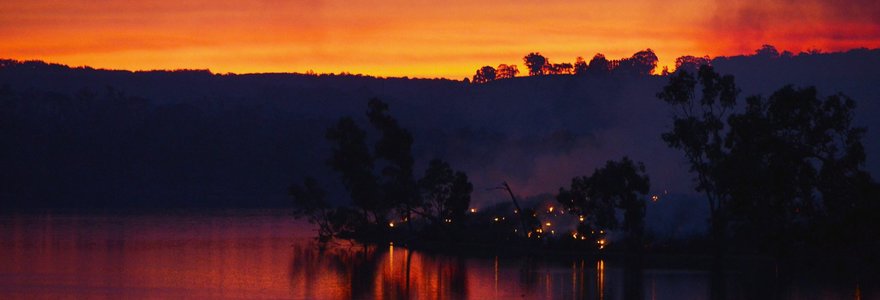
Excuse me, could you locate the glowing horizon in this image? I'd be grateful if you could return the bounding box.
[2,0,878,79]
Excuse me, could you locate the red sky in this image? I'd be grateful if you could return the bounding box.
[2,0,879,79]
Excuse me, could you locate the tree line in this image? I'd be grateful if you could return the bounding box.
[658,64,879,256]
[290,97,649,250]
[471,44,835,84]
[471,49,659,83]
[294,63,879,257]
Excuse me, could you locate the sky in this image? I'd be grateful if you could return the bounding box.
[2,0,879,79]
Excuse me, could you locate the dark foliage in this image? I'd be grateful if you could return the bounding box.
[472,66,497,83]
[367,98,419,224]
[657,65,739,249]
[300,99,474,244]
[418,159,473,225]
[523,53,548,76]
[557,157,650,249]
[658,65,879,255]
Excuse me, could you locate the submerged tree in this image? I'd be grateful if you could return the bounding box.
[289,177,333,242]
[289,178,362,244]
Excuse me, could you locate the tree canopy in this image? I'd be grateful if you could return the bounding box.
[658,65,878,255]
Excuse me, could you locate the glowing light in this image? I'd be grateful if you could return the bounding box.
[536,228,543,234]
[545,222,552,227]
[651,195,659,202]
[470,208,477,213]
[597,260,606,299]
[493,217,500,222]
[444,218,452,223]
[548,206,554,213]
[571,232,578,239]
[388,222,395,228]
[579,216,585,222]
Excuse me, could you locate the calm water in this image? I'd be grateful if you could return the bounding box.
[0,211,871,299]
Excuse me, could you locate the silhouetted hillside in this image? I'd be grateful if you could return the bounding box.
[1,48,878,223]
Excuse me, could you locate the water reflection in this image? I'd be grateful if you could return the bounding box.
[0,213,874,299]
[287,244,704,300]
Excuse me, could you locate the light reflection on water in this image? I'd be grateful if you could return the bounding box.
[0,212,872,299]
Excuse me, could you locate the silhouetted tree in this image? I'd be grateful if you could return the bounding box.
[618,49,658,75]
[659,65,878,255]
[289,177,336,243]
[586,53,610,75]
[557,157,650,249]
[472,66,497,83]
[755,44,780,58]
[553,63,573,75]
[523,52,548,76]
[657,65,739,252]
[367,98,419,227]
[589,158,650,246]
[558,175,617,234]
[326,117,384,223]
[724,86,872,254]
[496,64,519,79]
[418,159,473,225]
[573,56,588,75]
[674,55,711,75]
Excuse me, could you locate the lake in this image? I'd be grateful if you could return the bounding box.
[0,211,871,299]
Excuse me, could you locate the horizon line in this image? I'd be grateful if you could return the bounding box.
[3,46,877,81]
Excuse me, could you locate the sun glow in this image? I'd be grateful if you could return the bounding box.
[3,0,877,78]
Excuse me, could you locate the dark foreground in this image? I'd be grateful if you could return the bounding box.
[0,211,872,299]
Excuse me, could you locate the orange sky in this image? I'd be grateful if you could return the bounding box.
[2,0,878,79]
